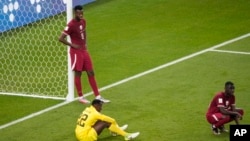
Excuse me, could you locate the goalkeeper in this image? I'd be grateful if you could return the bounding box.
[75,99,140,141]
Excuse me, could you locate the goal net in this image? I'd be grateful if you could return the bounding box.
[0,0,95,101]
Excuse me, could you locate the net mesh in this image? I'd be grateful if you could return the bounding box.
[0,0,68,99]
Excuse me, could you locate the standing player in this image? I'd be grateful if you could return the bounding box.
[75,99,140,141]
[58,5,110,104]
[206,81,244,135]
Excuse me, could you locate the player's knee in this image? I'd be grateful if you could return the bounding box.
[75,71,82,76]
[87,70,94,76]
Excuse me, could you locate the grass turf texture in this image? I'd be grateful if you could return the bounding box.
[0,95,62,125]
[1,0,250,140]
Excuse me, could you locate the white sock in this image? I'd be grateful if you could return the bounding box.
[95,95,101,99]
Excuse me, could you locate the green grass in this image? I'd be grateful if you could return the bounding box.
[1,0,250,141]
[0,95,62,125]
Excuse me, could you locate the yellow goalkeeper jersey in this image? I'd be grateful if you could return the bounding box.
[75,106,115,140]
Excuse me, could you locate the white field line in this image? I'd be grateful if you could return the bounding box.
[0,92,66,100]
[210,49,250,55]
[98,33,250,91]
[1,33,249,130]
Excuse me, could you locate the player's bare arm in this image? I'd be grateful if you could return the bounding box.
[58,33,80,48]
[219,107,242,118]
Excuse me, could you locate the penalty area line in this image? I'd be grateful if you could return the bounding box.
[98,33,250,91]
[1,33,249,130]
[210,49,250,55]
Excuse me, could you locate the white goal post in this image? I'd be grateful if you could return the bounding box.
[0,0,95,101]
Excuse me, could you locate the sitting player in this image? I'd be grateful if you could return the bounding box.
[75,99,140,141]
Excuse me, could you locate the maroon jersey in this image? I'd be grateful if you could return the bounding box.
[206,92,235,115]
[63,19,87,51]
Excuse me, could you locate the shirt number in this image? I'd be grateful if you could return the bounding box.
[77,114,88,127]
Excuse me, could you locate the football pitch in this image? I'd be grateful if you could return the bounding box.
[1,0,250,141]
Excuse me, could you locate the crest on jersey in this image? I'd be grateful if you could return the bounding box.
[64,26,69,31]
[79,25,83,30]
[218,98,223,104]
